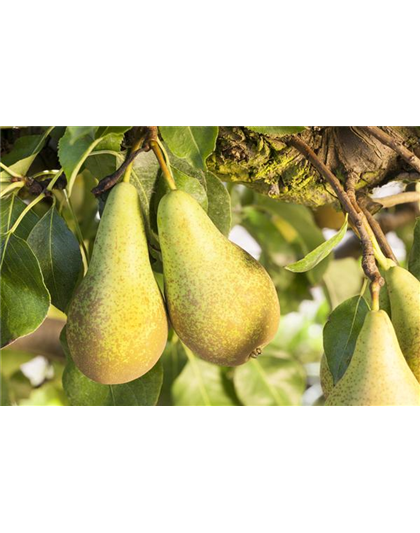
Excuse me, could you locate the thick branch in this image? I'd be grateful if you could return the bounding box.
[361,126,420,173]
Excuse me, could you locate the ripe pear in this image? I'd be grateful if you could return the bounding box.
[67,182,168,384]
[384,266,420,382]
[325,310,420,405]
[157,190,280,366]
[320,353,334,399]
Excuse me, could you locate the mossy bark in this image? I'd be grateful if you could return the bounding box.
[207,127,420,207]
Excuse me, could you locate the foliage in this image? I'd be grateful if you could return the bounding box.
[1,126,419,406]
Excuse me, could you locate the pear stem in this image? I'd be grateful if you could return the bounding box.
[0,181,25,198]
[370,280,380,311]
[7,193,45,235]
[150,140,177,191]
[0,162,24,179]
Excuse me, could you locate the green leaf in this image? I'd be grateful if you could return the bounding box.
[159,126,218,170]
[256,197,329,283]
[59,128,100,196]
[158,334,188,405]
[205,172,232,236]
[96,126,131,138]
[61,328,163,406]
[1,234,50,347]
[27,206,83,312]
[247,127,305,136]
[172,350,238,406]
[233,355,306,406]
[129,150,160,228]
[286,216,348,273]
[323,258,364,308]
[0,195,39,239]
[408,217,420,280]
[85,152,118,180]
[0,127,53,178]
[61,169,99,242]
[59,127,130,196]
[323,295,369,384]
[171,167,208,210]
[66,127,98,145]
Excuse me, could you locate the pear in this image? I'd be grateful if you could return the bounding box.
[67,182,168,384]
[384,266,420,382]
[320,353,334,399]
[326,310,420,406]
[157,190,280,367]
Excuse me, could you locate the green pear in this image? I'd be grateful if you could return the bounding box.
[384,266,420,382]
[157,190,280,367]
[326,310,420,406]
[320,353,334,399]
[67,182,168,384]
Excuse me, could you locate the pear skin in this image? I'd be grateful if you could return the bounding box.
[326,310,420,406]
[67,183,168,384]
[384,266,420,382]
[320,353,334,399]
[157,190,280,366]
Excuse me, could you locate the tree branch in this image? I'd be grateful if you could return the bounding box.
[285,135,384,289]
[91,146,146,196]
[360,126,420,173]
[376,191,420,208]
[358,196,398,263]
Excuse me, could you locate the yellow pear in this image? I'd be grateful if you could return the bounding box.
[326,310,420,406]
[384,266,420,382]
[67,182,168,384]
[157,190,280,366]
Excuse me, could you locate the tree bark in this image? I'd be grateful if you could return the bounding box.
[207,127,420,207]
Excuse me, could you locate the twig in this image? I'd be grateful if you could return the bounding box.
[360,126,420,173]
[122,129,147,183]
[358,196,398,264]
[285,135,384,287]
[91,127,159,195]
[375,191,420,208]
[91,146,146,196]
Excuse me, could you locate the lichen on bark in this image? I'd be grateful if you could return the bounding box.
[207,126,420,207]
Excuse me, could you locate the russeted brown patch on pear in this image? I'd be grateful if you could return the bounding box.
[157,190,280,367]
[384,266,420,383]
[66,182,168,384]
[326,310,420,406]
